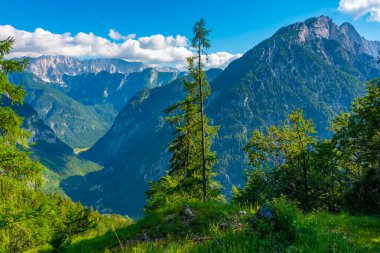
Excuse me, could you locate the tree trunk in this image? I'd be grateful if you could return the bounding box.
[198,46,207,202]
[302,151,309,212]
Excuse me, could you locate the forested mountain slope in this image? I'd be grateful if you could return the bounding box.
[61,67,184,110]
[9,67,183,148]
[3,98,102,193]
[63,16,380,217]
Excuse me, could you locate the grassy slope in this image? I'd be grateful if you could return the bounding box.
[40,154,103,194]
[34,150,103,194]
[9,72,117,148]
[65,202,380,253]
[29,143,102,194]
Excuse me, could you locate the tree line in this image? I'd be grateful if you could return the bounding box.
[0,17,378,252]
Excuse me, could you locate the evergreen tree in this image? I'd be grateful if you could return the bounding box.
[192,18,211,202]
[0,37,42,184]
[145,19,222,211]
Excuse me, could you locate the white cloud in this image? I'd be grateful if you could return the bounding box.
[339,0,380,22]
[205,52,243,69]
[108,29,136,40]
[0,25,241,69]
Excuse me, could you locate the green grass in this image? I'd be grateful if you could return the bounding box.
[36,151,103,194]
[63,201,380,253]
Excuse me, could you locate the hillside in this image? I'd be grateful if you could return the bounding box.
[61,67,185,110]
[63,16,380,217]
[4,98,103,193]
[9,72,117,148]
[9,67,183,148]
[66,201,380,253]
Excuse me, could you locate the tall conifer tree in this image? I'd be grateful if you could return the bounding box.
[145,19,222,212]
[192,18,210,202]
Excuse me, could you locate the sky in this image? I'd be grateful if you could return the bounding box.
[1,0,380,69]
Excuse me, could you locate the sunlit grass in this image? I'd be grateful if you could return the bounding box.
[62,202,380,253]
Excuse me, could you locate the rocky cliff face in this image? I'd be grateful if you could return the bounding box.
[280,16,380,57]
[26,55,147,83]
[62,68,185,110]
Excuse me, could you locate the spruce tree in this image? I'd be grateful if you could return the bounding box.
[145,19,222,211]
[192,18,211,202]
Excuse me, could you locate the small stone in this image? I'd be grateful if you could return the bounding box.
[219,222,230,229]
[142,230,148,241]
[255,204,275,220]
[164,214,176,222]
[250,203,276,228]
[182,204,194,217]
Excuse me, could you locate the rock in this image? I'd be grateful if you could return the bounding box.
[250,204,276,228]
[219,222,230,230]
[182,204,194,218]
[142,229,148,241]
[164,214,176,222]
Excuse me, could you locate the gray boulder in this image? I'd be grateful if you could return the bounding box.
[250,204,276,228]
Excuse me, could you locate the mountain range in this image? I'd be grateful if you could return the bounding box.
[26,55,146,83]
[9,16,380,217]
[1,97,101,193]
[10,59,184,147]
[60,16,380,217]
[8,55,186,194]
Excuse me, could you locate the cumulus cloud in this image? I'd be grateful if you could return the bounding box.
[338,0,380,22]
[0,25,241,69]
[108,29,136,40]
[205,52,243,69]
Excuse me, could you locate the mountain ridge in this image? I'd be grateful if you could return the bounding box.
[25,55,148,83]
[62,16,380,217]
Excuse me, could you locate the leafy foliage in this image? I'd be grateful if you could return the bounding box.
[0,38,127,252]
[51,203,97,251]
[332,79,380,215]
[234,110,328,211]
[235,81,380,215]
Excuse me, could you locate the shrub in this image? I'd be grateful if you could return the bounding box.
[270,196,299,240]
[252,196,300,241]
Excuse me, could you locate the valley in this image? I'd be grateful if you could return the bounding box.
[1,5,379,251]
[55,16,379,217]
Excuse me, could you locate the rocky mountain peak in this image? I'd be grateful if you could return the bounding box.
[303,16,339,39]
[339,22,362,42]
[274,16,380,58]
[288,15,340,43]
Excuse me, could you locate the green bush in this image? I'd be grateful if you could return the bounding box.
[270,196,299,241]
[253,197,299,241]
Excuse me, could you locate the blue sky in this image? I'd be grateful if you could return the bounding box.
[1,0,380,68]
